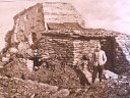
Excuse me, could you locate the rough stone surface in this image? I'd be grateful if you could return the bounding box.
[43,2,84,26]
[0,58,82,89]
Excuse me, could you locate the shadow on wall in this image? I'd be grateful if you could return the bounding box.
[100,37,130,75]
[96,37,116,72]
[113,41,130,75]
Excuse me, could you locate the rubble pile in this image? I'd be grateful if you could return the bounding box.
[0,74,107,98]
[0,76,71,98]
[1,72,130,98]
[103,76,130,98]
[69,76,130,98]
[0,58,82,89]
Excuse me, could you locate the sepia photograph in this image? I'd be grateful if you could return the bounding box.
[0,0,130,98]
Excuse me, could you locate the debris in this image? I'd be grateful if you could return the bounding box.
[104,70,118,79]
[26,59,33,72]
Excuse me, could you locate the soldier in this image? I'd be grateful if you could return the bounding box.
[92,44,107,83]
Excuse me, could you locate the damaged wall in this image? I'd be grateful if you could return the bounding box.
[113,34,130,74]
[43,2,84,26]
[12,3,45,45]
[3,3,46,55]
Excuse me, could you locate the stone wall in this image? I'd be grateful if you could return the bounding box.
[3,3,46,56]
[43,2,84,26]
[73,37,117,71]
[37,31,130,75]
[12,3,45,44]
[113,34,130,74]
[73,39,100,65]
[37,35,74,67]
[116,35,130,63]
[38,33,116,71]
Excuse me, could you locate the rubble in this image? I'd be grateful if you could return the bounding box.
[104,70,118,79]
[103,76,130,98]
[0,76,59,98]
[0,58,82,88]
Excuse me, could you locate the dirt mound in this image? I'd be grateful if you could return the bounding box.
[0,75,109,98]
[2,60,130,98]
[0,58,84,89]
[0,76,71,98]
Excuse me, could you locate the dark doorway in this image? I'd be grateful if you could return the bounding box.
[100,37,116,71]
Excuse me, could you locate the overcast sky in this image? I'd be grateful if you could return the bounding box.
[71,0,130,34]
[0,0,130,50]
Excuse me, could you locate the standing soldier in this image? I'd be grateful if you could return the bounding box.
[92,44,107,83]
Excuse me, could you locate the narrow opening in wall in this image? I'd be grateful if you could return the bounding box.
[100,37,116,71]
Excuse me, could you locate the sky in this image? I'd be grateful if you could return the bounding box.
[0,0,130,50]
[73,0,130,33]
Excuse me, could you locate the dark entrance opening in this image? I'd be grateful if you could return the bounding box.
[100,37,116,71]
